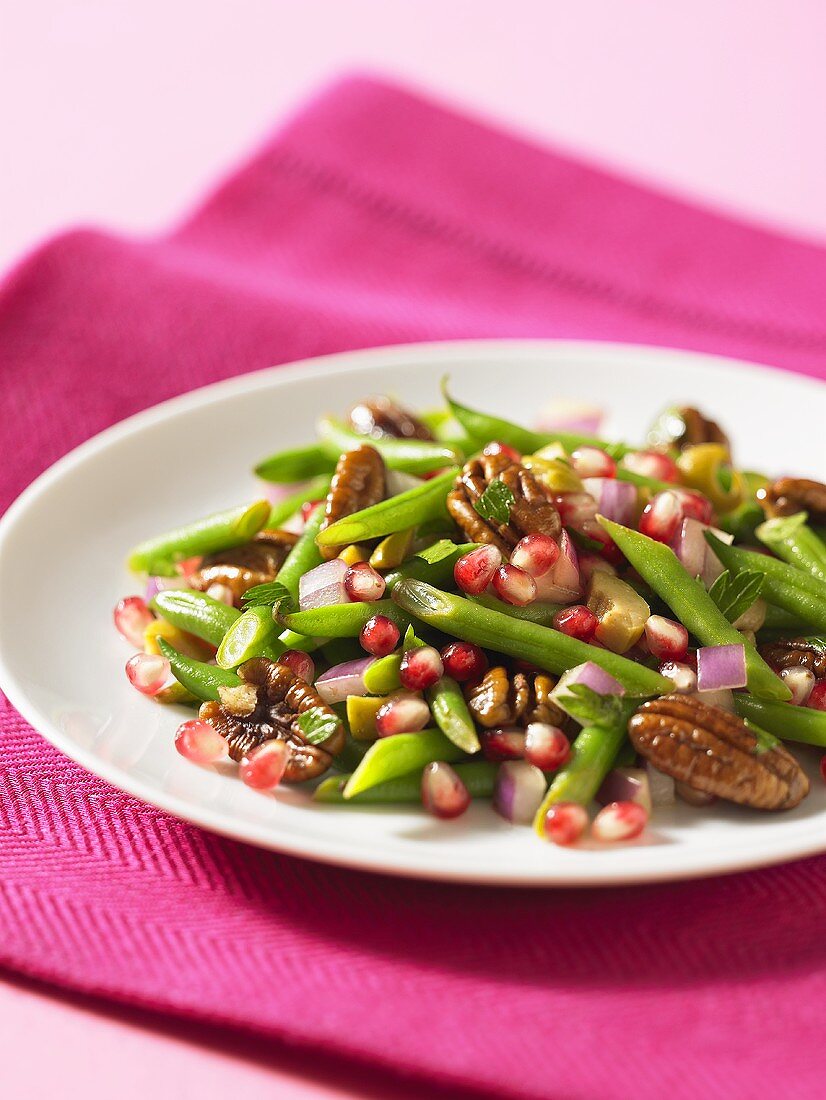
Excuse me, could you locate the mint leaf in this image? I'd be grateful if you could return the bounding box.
[561,684,644,729]
[297,707,340,746]
[708,570,764,623]
[474,479,515,526]
[415,539,460,565]
[241,580,293,612]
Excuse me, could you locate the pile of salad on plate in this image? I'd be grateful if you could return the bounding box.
[115,384,826,847]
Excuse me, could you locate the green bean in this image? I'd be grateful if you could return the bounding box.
[281,599,414,639]
[315,468,458,548]
[706,533,826,632]
[332,738,369,774]
[267,475,331,527]
[276,503,326,602]
[443,384,631,458]
[363,653,402,694]
[532,716,632,837]
[318,416,461,474]
[157,639,242,702]
[216,605,286,668]
[599,518,788,701]
[150,590,239,646]
[426,676,480,753]
[255,443,334,483]
[761,604,811,632]
[469,593,561,626]
[128,500,270,573]
[755,513,826,583]
[343,728,467,799]
[384,542,478,592]
[734,695,826,748]
[317,760,497,803]
[391,581,670,694]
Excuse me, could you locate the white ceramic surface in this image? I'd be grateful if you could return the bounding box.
[0,340,823,886]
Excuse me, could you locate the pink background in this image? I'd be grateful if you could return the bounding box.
[2,2,824,1097]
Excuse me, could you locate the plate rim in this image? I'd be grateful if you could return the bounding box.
[1,337,824,887]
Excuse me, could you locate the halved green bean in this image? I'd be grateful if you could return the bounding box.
[426,676,480,753]
[761,604,811,632]
[470,593,561,626]
[128,500,270,574]
[267,475,331,527]
[281,599,414,639]
[343,728,467,799]
[315,468,458,548]
[318,416,461,474]
[363,653,402,694]
[734,695,826,748]
[706,533,826,632]
[150,590,239,646]
[216,605,286,668]
[599,518,789,701]
[384,542,478,592]
[317,760,497,803]
[157,638,241,702]
[392,581,670,694]
[755,513,826,583]
[255,443,334,483]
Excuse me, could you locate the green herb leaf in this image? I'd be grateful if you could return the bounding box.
[415,539,461,565]
[403,624,425,650]
[297,706,340,746]
[562,684,644,728]
[241,580,293,612]
[473,479,515,526]
[708,569,764,623]
[744,719,780,755]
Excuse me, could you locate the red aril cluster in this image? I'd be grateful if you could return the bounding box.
[524,723,570,770]
[591,800,648,842]
[375,693,431,737]
[492,564,536,606]
[440,641,488,682]
[510,533,559,577]
[174,719,227,764]
[479,727,525,761]
[543,802,588,846]
[125,652,170,696]
[421,762,471,818]
[621,450,679,483]
[344,561,386,602]
[359,614,400,657]
[240,740,289,790]
[399,646,444,691]
[113,596,154,647]
[644,615,689,662]
[278,649,315,683]
[454,544,502,595]
[553,604,598,641]
[570,446,616,479]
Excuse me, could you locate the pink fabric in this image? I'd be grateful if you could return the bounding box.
[2,75,826,1099]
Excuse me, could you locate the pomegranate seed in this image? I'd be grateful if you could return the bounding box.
[553,604,598,641]
[174,719,227,764]
[206,583,235,605]
[421,761,471,818]
[570,446,616,479]
[543,802,588,846]
[375,693,431,736]
[240,739,289,790]
[440,641,488,682]
[300,499,323,523]
[454,544,502,596]
[780,667,815,706]
[359,614,400,657]
[483,440,522,462]
[644,615,689,662]
[511,533,560,578]
[659,661,698,693]
[807,680,826,711]
[344,561,386,602]
[113,596,154,646]
[278,649,315,682]
[479,727,525,761]
[554,491,598,530]
[577,551,617,586]
[125,652,170,695]
[639,491,683,544]
[591,800,648,842]
[399,646,444,691]
[621,450,679,483]
[672,488,714,526]
[492,564,536,606]
[524,723,570,770]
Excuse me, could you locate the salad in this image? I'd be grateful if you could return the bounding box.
[115,386,826,847]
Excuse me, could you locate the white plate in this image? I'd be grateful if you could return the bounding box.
[0,340,823,886]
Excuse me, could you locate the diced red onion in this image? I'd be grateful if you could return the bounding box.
[551,661,626,717]
[582,477,637,526]
[299,558,353,611]
[315,656,375,704]
[596,767,652,812]
[145,574,190,603]
[672,517,708,579]
[493,761,547,824]
[645,762,676,806]
[696,644,747,692]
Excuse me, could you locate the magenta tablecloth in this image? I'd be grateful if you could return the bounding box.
[1,76,825,1099]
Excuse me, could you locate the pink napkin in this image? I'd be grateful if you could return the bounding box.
[2,76,826,1099]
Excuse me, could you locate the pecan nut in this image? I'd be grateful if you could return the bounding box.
[649,406,731,454]
[319,444,386,559]
[348,396,434,441]
[465,666,567,729]
[757,477,826,525]
[190,529,299,605]
[628,694,808,810]
[447,453,562,553]
[199,657,344,781]
[759,637,826,678]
